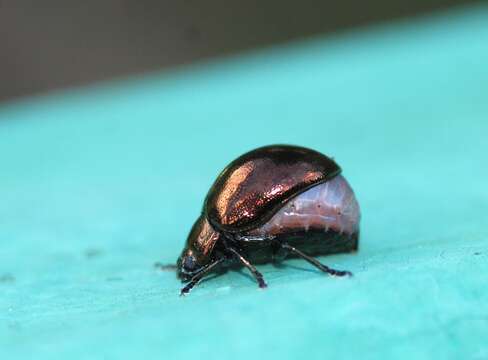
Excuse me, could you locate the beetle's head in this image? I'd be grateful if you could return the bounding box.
[177,216,221,281]
[177,247,204,280]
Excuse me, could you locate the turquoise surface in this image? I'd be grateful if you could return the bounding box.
[1,5,488,359]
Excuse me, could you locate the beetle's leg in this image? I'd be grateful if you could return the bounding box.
[226,247,267,288]
[180,257,225,296]
[280,243,352,277]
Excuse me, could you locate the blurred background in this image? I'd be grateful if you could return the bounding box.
[0,0,481,103]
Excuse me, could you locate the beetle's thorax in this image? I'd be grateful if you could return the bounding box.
[186,216,221,262]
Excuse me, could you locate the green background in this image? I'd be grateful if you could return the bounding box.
[1,5,487,359]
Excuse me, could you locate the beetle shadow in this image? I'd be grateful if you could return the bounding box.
[231,262,321,284]
[0,273,15,284]
[197,272,222,285]
[231,269,255,283]
[272,262,321,274]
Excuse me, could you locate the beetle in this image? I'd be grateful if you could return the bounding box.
[176,145,360,295]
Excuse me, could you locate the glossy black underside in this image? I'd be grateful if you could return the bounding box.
[226,229,359,266]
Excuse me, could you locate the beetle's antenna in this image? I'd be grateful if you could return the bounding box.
[154,262,178,271]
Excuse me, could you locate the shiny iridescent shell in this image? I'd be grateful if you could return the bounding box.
[205,145,342,233]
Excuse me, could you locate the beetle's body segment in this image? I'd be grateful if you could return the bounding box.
[248,175,360,238]
[176,145,360,295]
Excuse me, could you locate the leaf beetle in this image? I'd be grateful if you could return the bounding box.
[175,145,360,295]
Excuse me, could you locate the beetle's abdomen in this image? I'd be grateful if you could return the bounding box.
[248,175,360,237]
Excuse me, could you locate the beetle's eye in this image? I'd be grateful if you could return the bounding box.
[183,255,197,272]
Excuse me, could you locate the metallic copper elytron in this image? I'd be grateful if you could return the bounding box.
[174,145,360,295]
[205,145,341,233]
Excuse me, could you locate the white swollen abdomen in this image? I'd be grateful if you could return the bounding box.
[249,175,360,237]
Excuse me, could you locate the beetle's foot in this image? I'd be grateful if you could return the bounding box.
[179,276,200,296]
[256,274,268,288]
[325,268,353,277]
[180,283,194,296]
[180,287,189,296]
